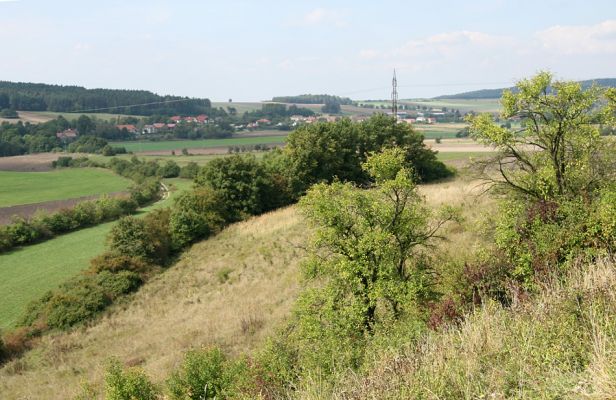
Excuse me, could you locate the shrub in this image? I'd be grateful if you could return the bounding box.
[20,270,144,331]
[130,178,160,206]
[169,188,228,249]
[167,348,247,400]
[45,279,110,329]
[179,162,200,179]
[90,252,153,275]
[105,359,159,400]
[107,217,157,261]
[95,271,142,300]
[5,217,48,245]
[157,160,180,178]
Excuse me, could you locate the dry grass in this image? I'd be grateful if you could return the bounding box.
[0,176,494,399]
[0,206,306,399]
[304,257,616,400]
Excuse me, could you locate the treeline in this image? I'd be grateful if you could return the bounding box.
[271,94,354,105]
[435,78,616,100]
[0,81,213,116]
[0,115,453,363]
[0,116,133,156]
[240,103,314,124]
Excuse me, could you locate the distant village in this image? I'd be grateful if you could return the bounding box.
[55,107,447,140]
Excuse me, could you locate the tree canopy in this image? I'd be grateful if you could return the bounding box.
[468,71,616,200]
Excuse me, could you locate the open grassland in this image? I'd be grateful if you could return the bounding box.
[0,111,143,125]
[416,122,466,139]
[111,135,286,153]
[0,178,192,330]
[0,176,497,398]
[211,101,264,114]
[0,169,131,207]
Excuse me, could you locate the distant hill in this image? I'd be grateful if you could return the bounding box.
[435,78,616,100]
[272,94,354,105]
[0,81,214,116]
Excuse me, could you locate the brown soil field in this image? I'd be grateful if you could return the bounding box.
[0,153,64,172]
[0,192,128,225]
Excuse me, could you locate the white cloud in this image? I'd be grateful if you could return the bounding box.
[536,20,616,55]
[294,7,348,28]
[394,30,514,59]
[359,49,380,59]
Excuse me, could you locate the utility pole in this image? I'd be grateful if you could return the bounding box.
[391,69,398,120]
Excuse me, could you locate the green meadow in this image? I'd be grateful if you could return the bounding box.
[111,135,287,152]
[0,178,192,329]
[0,169,132,207]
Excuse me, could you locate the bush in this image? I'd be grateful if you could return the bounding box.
[107,217,156,261]
[179,162,200,179]
[167,348,247,400]
[20,270,144,331]
[105,359,159,400]
[157,160,180,178]
[169,188,228,249]
[45,279,110,329]
[90,252,153,275]
[130,178,160,206]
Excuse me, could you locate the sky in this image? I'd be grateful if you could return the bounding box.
[0,0,615,101]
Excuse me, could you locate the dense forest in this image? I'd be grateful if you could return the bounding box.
[271,94,354,105]
[0,81,213,116]
[435,78,616,99]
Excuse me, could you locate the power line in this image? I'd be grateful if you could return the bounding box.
[338,80,514,96]
[68,98,202,114]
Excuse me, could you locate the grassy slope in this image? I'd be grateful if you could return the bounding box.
[0,169,132,207]
[0,178,192,330]
[0,176,494,398]
[316,258,616,399]
[111,136,287,152]
[0,206,306,399]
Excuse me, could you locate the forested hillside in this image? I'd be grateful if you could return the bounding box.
[435,78,616,99]
[0,81,213,116]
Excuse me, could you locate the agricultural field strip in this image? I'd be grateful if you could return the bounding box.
[0,178,192,329]
[111,135,286,152]
[0,169,132,207]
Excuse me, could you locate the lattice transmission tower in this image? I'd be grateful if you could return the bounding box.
[391,69,398,119]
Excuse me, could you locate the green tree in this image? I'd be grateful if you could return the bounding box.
[468,71,616,200]
[290,149,457,376]
[169,188,228,248]
[194,154,278,219]
[76,114,94,135]
[321,101,341,114]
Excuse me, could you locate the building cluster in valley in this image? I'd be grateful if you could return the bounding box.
[54,107,448,139]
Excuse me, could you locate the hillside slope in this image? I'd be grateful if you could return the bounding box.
[317,257,616,399]
[0,206,306,399]
[0,175,495,399]
[435,78,616,100]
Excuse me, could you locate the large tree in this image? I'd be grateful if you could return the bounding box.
[468,72,616,200]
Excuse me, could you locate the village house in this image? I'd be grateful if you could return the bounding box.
[56,128,78,140]
[116,124,138,134]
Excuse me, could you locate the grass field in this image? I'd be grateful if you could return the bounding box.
[361,98,502,113]
[0,168,132,207]
[0,178,192,330]
[0,111,144,125]
[112,136,287,153]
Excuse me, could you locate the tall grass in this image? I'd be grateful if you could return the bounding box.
[305,257,616,399]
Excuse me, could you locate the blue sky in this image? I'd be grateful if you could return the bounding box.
[0,0,615,101]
